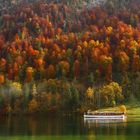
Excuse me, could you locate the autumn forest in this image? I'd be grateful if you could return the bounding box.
[0,0,140,114]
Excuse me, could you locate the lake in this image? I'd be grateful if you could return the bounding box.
[0,114,140,140]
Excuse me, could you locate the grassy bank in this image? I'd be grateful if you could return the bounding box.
[97,102,140,115]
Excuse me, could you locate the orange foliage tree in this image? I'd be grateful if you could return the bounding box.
[26,67,34,82]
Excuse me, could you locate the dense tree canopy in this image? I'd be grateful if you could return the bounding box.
[0,0,140,114]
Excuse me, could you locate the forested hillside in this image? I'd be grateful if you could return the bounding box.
[0,0,140,114]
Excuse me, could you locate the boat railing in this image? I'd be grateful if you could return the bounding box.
[86,112,125,115]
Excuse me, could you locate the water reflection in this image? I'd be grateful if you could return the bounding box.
[0,114,139,140]
[84,118,128,139]
[0,115,83,136]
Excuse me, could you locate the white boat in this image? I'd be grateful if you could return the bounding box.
[84,112,126,120]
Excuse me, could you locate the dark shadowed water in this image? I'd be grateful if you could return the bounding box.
[0,114,140,140]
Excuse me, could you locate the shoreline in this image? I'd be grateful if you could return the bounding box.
[0,103,140,116]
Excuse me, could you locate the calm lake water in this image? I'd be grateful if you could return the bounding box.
[0,114,140,140]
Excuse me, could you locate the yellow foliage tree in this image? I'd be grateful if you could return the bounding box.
[86,87,94,99]
[119,105,126,114]
[59,61,70,77]
[99,82,123,106]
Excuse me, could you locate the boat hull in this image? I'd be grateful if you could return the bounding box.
[84,114,125,120]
